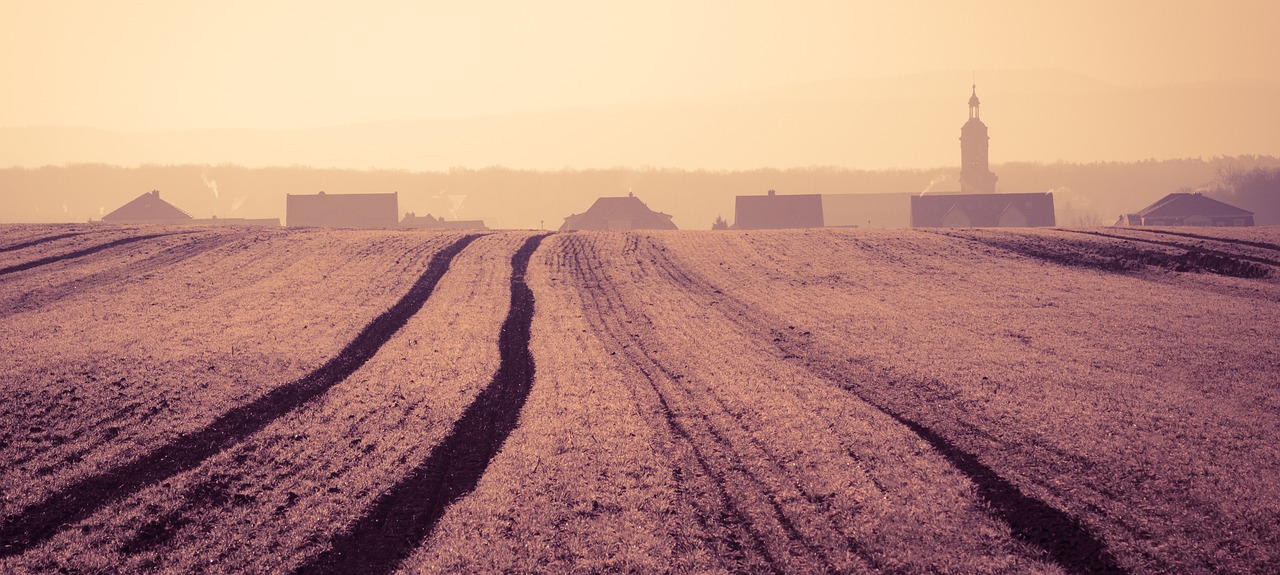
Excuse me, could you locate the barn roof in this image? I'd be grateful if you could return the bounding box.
[286,192,398,228]
[560,195,677,231]
[102,190,192,221]
[1134,193,1253,219]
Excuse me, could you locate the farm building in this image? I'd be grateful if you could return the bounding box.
[1118,193,1254,227]
[286,192,398,228]
[400,212,487,230]
[912,192,1056,227]
[100,190,279,227]
[101,190,193,224]
[560,193,677,231]
[734,191,824,229]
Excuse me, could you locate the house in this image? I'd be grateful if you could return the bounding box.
[101,190,193,224]
[734,190,824,229]
[912,192,1056,228]
[1118,192,1254,227]
[286,192,398,228]
[559,193,677,231]
[100,190,279,227]
[400,212,487,230]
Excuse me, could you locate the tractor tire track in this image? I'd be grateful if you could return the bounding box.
[0,231,252,319]
[294,233,548,575]
[1061,229,1280,269]
[930,228,1271,279]
[639,234,1129,575]
[562,235,784,574]
[0,231,93,253]
[0,234,480,558]
[564,234,888,574]
[1122,227,1280,253]
[0,232,180,277]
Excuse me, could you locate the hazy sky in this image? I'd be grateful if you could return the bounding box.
[3,1,1278,131]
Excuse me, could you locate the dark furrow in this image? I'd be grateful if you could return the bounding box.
[294,233,548,575]
[566,235,790,574]
[0,234,480,557]
[1063,229,1280,268]
[642,235,1130,575]
[0,231,92,253]
[0,233,178,277]
[1122,227,1280,253]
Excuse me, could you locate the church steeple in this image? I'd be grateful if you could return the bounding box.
[959,83,998,194]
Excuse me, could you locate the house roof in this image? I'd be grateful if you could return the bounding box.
[102,190,192,221]
[560,195,677,231]
[1135,193,1253,219]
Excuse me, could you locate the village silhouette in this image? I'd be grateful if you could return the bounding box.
[96,86,1256,231]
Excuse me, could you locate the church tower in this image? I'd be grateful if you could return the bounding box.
[959,84,998,194]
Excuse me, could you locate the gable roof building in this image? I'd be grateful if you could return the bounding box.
[101,190,193,224]
[911,192,1056,228]
[286,192,398,228]
[734,190,824,229]
[1119,192,1254,227]
[560,194,677,231]
[400,212,487,230]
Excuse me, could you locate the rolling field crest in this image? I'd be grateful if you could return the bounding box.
[1,224,1278,573]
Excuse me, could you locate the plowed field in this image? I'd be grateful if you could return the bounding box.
[1,224,1277,574]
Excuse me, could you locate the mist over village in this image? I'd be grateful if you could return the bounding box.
[2,2,1279,574]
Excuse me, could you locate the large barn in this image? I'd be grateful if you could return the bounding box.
[286,192,398,228]
[911,192,1056,227]
[560,194,677,231]
[1118,193,1254,227]
[734,191,824,229]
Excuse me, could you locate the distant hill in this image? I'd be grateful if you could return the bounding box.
[2,70,1278,171]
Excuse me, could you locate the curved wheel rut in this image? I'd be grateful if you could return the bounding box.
[0,234,481,557]
[637,234,1129,575]
[561,234,889,574]
[295,233,549,575]
[0,232,180,277]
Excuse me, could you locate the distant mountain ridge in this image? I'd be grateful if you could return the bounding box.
[2,70,1278,171]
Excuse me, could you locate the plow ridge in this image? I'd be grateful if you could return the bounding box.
[0,234,480,557]
[294,233,548,575]
[638,235,1128,575]
[0,233,177,277]
[0,232,92,253]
